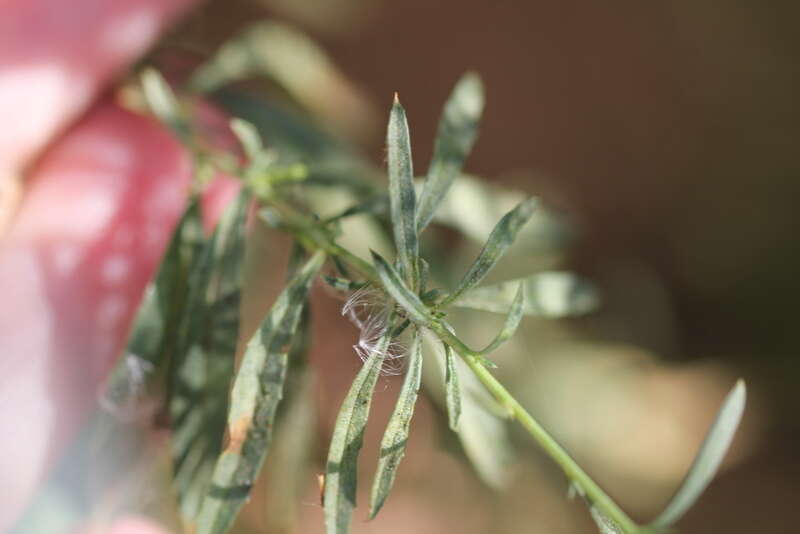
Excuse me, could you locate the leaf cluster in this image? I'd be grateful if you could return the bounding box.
[99,24,748,534]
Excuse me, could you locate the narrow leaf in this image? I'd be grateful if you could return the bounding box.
[188,21,374,140]
[451,271,599,317]
[443,342,461,431]
[370,250,432,325]
[101,201,202,416]
[324,317,395,534]
[170,191,250,523]
[476,284,524,355]
[369,330,424,518]
[386,95,419,290]
[650,379,747,529]
[230,118,264,163]
[194,250,325,534]
[260,291,316,533]
[141,68,189,140]
[263,366,317,534]
[440,197,537,307]
[417,72,485,232]
[420,331,514,489]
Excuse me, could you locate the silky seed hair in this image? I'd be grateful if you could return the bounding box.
[342,285,407,376]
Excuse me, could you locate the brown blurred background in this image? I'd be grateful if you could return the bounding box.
[151,1,800,532]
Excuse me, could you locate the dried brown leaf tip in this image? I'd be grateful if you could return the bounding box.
[225,416,252,454]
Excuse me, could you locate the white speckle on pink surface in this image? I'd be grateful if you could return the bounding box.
[51,243,82,275]
[97,294,128,329]
[102,255,130,284]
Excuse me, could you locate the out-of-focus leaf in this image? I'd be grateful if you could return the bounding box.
[141,68,189,140]
[262,275,316,534]
[419,258,430,294]
[169,192,250,524]
[370,251,432,325]
[188,21,376,142]
[416,72,484,232]
[475,284,524,356]
[649,380,747,529]
[420,332,514,489]
[195,250,325,534]
[457,378,514,489]
[324,314,394,534]
[440,198,537,307]
[230,118,264,163]
[214,88,378,195]
[369,329,423,518]
[263,366,318,534]
[443,342,461,431]
[325,194,389,223]
[451,271,599,317]
[432,175,570,263]
[386,95,419,290]
[101,201,202,416]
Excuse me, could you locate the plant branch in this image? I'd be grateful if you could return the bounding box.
[268,210,644,533]
[455,347,644,534]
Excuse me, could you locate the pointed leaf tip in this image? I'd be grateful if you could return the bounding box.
[441,197,537,307]
[649,379,746,529]
[415,72,486,232]
[385,98,419,290]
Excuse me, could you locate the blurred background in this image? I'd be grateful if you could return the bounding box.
[13,0,800,532]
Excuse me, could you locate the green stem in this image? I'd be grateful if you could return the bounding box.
[461,349,639,533]
[257,192,642,533]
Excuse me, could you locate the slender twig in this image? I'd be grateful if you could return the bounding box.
[270,211,643,533]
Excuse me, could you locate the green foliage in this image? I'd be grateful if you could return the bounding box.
[170,191,249,523]
[649,380,747,529]
[451,271,599,317]
[194,250,323,534]
[417,71,485,232]
[443,341,461,431]
[324,314,395,534]
[101,201,203,413]
[474,284,525,355]
[386,96,420,290]
[440,197,537,307]
[114,50,749,534]
[141,68,189,140]
[371,250,433,324]
[369,328,424,518]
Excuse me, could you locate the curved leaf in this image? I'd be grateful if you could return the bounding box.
[476,284,524,356]
[443,341,461,431]
[324,315,395,534]
[101,201,202,415]
[170,191,250,523]
[452,271,599,317]
[369,329,423,518]
[649,380,746,529]
[417,72,485,232]
[440,197,537,307]
[194,250,325,534]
